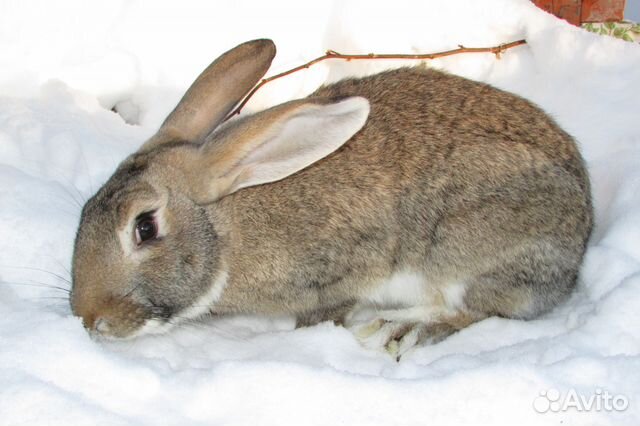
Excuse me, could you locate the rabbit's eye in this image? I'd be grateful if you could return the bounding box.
[135,214,158,245]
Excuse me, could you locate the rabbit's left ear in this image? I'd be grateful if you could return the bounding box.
[142,39,276,151]
[187,96,370,203]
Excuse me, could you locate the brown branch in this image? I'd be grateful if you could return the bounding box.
[223,39,527,122]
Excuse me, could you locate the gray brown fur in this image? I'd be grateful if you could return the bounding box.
[71,39,592,346]
[214,69,591,318]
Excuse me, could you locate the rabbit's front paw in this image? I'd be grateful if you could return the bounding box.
[351,319,456,360]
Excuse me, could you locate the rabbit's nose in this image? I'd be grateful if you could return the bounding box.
[93,317,110,334]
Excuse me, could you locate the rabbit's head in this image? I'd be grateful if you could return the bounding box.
[70,39,370,339]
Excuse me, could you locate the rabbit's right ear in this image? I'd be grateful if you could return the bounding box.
[141,39,276,151]
[185,96,370,204]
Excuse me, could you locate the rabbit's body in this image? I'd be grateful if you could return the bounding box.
[210,67,592,340]
[71,40,592,356]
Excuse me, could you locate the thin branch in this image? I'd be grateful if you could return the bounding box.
[223,39,527,122]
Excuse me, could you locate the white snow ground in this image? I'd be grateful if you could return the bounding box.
[1,0,639,424]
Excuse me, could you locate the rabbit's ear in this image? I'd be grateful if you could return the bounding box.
[190,96,370,203]
[142,39,276,151]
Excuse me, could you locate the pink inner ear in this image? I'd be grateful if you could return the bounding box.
[221,97,370,195]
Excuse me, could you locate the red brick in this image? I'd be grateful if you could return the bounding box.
[581,0,626,22]
[532,0,626,25]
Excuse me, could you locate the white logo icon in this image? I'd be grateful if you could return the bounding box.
[533,388,629,413]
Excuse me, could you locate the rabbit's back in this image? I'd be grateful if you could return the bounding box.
[312,67,589,197]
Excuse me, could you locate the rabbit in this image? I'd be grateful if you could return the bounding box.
[70,38,592,358]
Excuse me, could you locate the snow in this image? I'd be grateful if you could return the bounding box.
[1,0,639,424]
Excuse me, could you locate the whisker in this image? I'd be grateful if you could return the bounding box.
[58,183,84,209]
[51,258,73,278]
[28,279,71,293]
[0,265,71,284]
[55,207,82,219]
[33,301,72,313]
[11,156,90,207]
[167,315,250,342]
[121,282,143,300]
[51,168,88,206]
[80,145,94,196]
[31,296,70,301]
[69,182,88,205]
[49,166,89,206]
[0,280,70,294]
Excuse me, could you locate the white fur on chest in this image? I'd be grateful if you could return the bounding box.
[126,271,229,339]
[347,271,467,324]
[365,271,431,307]
[180,270,229,320]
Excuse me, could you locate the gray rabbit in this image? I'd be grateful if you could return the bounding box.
[70,39,592,357]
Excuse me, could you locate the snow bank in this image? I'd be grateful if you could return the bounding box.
[1,0,639,424]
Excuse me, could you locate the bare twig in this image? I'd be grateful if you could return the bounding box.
[223,39,527,121]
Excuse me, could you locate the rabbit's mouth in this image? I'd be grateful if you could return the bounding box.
[70,295,153,341]
[82,302,175,341]
[119,316,176,340]
[95,270,229,340]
